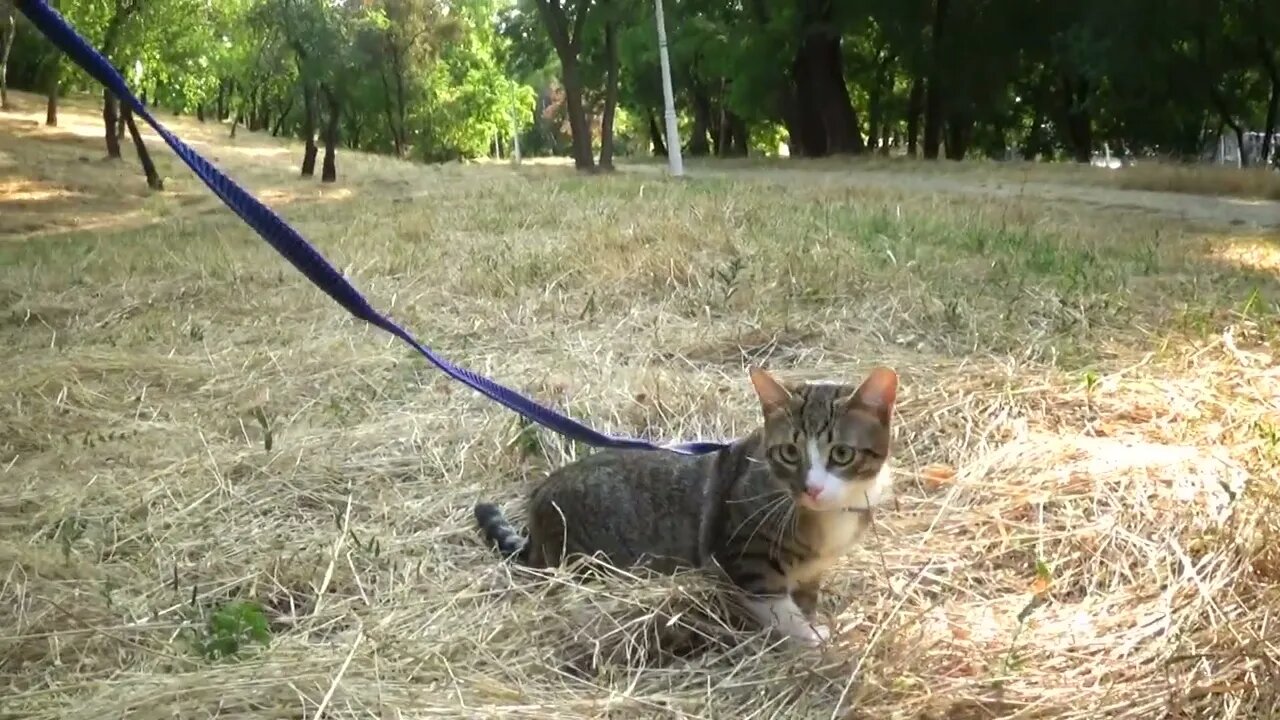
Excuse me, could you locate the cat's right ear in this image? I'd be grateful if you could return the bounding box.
[748,367,791,416]
[848,366,899,423]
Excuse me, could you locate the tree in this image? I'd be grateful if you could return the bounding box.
[98,0,144,159]
[529,0,596,171]
[121,104,163,189]
[1,0,14,109]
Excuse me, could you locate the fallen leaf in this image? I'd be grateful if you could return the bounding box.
[1029,575,1051,596]
[1030,559,1053,596]
[921,463,957,490]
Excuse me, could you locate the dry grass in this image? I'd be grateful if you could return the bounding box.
[686,153,1280,204]
[3,88,1280,718]
[1097,162,1280,201]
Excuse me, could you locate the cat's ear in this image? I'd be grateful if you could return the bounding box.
[848,366,898,422]
[748,367,791,416]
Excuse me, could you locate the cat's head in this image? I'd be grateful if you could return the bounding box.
[747,366,898,513]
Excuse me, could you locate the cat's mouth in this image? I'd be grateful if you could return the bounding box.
[795,477,889,513]
[796,488,859,512]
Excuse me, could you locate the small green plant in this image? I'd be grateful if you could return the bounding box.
[1082,369,1100,414]
[1239,285,1259,319]
[1256,420,1280,463]
[508,415,545,459]
[942,296,964,329]
[195,600,272,661]
[578,290,598,319]
[250,406,273,452]
[1137,232,1160,275]
[1001,558,1053,678]
[710,255,746,304]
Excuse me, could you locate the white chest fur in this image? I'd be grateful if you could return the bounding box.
[787,510,871,586]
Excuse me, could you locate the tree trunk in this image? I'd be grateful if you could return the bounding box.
[598,19,619,171]
[560,57,595,171]
[196,104,206,122]
[713,80,729,156]
[1060,74,1093,163]
[923,0,948,160]
[300,82,318,177]
[321,85,339,183]
[648,109,667,156]
[271,96,293,137]
[103,89,123,159]
[1262,75,1278,167]
[0,10,14,111]
[813,34,865,154]
[789,52,829,157]
[98,0,135,156]
[1258,33,1279,166]
[906,68,923,157]
[1194,21,1243,166]
[122,105,163,190]
[718,109,749,158]
[220,79,231,120]
[944,112,972,160]
[532,0,596,172]
[246,85,260,132]
[44,56,61,126]
[790,0,865,157]
[1224,118,1247,167]
[782,100,806,157]
[255,93,271,134]
[867,51,896,153]
[343,103,361,148]
[689,85,712,156]
[734,115,750,156]
[378,68,404,156]
[393,56,408,155]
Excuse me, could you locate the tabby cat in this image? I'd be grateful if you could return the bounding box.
[474,366,898,647]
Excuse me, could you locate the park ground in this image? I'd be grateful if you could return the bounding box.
[3,89,1280,718]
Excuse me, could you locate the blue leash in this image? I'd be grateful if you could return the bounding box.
[18,0,726,456]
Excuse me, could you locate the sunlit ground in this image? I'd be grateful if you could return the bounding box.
[3,89,1279,719]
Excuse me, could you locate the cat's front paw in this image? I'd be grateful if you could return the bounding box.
[790,622,830,647]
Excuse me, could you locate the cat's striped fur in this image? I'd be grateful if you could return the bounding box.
[474,366,898,647]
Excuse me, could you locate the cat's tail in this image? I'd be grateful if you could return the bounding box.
[474,502,530,563]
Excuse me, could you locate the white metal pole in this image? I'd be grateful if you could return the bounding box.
[654,0,683,177]
[510,107,522,165]
[510,83,522,165]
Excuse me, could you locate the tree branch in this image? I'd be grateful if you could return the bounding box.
[531,0,572,54]
[569,0,591,51]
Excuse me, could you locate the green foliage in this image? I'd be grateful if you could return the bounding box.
[415,0,536,160]
[193,600,272,661]
[8,0,1278,164]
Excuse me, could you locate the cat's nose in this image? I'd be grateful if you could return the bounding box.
[805,486,823,499]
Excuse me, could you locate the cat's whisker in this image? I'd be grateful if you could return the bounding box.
[739,495,790,554]
[862,489,893,585]
[729,492,789,540]
[725,489,788,505]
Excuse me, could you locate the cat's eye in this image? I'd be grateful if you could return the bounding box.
[772,443,800,465]
[828,444,857,466]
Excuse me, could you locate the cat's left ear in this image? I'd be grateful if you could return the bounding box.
[848,366,898,422]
